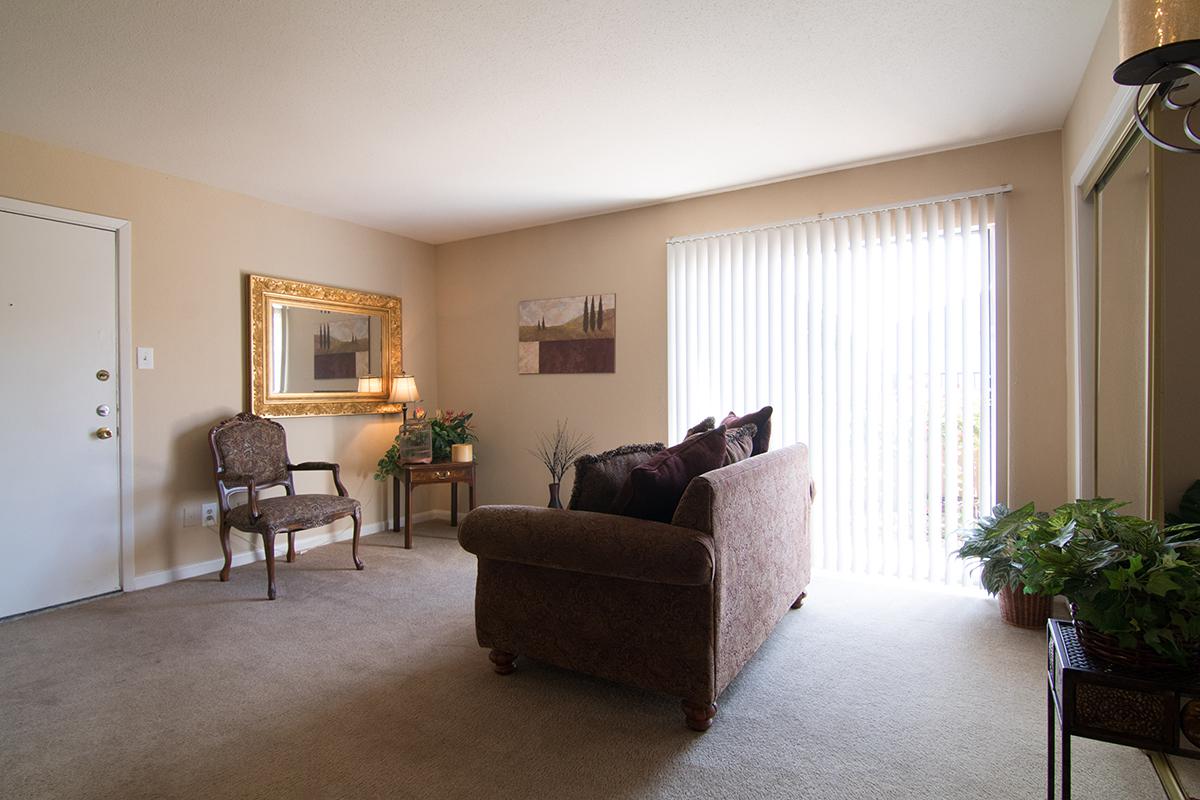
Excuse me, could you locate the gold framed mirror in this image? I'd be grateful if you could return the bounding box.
[249,274,401,417]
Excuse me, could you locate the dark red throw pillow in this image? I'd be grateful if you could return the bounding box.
[722,406,773,455]
[612,426,728,523]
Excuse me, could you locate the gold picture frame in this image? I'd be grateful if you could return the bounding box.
[249,274,402,417]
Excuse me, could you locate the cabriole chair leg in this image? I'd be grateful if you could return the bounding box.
[263,529,278,601]
[218,522,233,582]
[352,507,364,570]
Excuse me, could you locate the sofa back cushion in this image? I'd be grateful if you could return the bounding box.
[612,427,728,523]
[568,443,665,512]
[722,423,757,466]
[722,406,773,455]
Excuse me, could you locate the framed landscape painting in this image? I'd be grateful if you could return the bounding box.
[519,294,615,374]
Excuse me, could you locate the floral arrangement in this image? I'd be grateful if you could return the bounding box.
[429,409,475,462]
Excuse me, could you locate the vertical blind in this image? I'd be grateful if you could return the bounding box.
[667,190,1008,586]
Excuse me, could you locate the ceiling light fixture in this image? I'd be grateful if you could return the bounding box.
[1113,0,1200,154]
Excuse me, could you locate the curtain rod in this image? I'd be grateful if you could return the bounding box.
[666,184,1013,245]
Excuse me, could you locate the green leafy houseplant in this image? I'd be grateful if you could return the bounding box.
[956,503,1041,594]
[956,503,1054,628]
[1019,498,1200,667]
[428,410,476,462]
[374,409,476,480]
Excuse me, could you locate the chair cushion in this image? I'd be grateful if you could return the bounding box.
[225,494,359,532]
[722,406,773,455]
[612,427,728,523]
[568,443,665,512]
[722,423,757,466]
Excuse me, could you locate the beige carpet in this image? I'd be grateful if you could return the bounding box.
[0,522,1165,799]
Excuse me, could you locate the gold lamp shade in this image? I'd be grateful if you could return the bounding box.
[389,374,420,404]
[1114,0,1200,85]
[356,375,383,394]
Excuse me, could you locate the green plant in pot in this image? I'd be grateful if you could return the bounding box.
[375,409,477,480]
[428,410,476,462]
[1019,498,1200,672]
[956,503,1054,629]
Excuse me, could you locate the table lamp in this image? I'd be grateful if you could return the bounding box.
[389,374,420,427]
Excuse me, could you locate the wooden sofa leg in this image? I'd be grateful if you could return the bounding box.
[682,700,717,732]
[791,591,808,609]
[489,649,517,675]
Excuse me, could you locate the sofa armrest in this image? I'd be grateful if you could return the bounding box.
[458,505,714,586]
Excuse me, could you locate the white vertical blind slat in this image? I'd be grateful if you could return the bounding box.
[667,191,1004,585]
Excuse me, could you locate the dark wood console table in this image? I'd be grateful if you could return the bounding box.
[1047,618,1200,799]
[391,461,476,549]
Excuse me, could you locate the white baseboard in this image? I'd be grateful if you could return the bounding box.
[130,509,451,591]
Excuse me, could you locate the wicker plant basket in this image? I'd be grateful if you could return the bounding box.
[997,583,1053,629]
[1070,603,1200,676]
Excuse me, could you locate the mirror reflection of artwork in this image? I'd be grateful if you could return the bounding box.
[313,314,372,380]
[269,303,383,394]
[518,294,615,374]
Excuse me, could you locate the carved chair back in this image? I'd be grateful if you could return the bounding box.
[209,412,296,514]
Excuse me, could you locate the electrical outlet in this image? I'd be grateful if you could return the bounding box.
[183,506,201,527]
[201,503,218,529]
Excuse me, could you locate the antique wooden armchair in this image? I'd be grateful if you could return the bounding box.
[208,412,363,600]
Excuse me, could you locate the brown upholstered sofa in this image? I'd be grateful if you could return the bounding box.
[457,443,813,731]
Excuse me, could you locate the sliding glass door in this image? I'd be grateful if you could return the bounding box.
[668,191,1007,586]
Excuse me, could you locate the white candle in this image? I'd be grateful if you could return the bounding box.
[451,443,473,463]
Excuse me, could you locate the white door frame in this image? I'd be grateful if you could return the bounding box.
[0,195,134,590]
[1068,86,1138,500]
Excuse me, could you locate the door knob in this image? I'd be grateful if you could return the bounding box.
[96,427,113,440]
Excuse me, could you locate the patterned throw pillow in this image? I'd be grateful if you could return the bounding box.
[567,443,666,513]
[611,427,728,523]
[722,423,757,466]
[722,406,773,455]
[685,416,716,437]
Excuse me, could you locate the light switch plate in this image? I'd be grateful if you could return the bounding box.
[137,347,154,369]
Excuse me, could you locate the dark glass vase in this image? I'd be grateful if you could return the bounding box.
[548,483,563,509]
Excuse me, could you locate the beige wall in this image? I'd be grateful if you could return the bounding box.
[0,131,438,584]
[1061,1,1120,497]
[1063,2,1120,185]
[436,132,1068,511]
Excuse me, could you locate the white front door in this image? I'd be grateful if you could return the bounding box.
[0,209,121,618]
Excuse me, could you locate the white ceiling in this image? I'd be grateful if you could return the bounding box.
[0,1,1108,244]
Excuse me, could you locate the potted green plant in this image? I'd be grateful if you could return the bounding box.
[428,410,476,462]
[375,408,477,481]
[956,503,1054,628]
[1019,498,1200,673]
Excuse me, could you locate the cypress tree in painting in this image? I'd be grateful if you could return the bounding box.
[597,296,604,330]
[583,297,591,333]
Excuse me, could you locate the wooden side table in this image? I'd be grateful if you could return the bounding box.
[391,461,476,548]
[1046,618,1200,799]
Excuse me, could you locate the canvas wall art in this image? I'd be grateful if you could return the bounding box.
[519,294,615,374]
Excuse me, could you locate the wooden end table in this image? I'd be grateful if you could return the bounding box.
[1046,618,1200,799]
[391,461,476,548]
